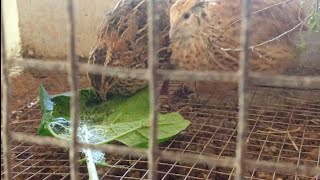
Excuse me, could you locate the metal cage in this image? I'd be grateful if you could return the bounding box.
[1,0,320,179]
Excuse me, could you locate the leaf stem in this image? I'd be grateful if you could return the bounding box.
[83,125,99,180]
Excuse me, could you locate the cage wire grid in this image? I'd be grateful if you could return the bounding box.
[1,0,320,180]
[1,76,320,179]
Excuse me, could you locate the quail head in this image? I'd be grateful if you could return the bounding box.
[88,0,175,101]
[169,0,305,98]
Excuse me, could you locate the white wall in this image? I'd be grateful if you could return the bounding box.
[2,0,21,58]
[16,0,119,58]
[13,0,318,59]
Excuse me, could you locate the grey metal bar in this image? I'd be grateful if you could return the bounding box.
[11,59,320,89]
[236,0,252,179]
[66,0,80,179]
[159,70,239,82]
[249,74,320,89]
[147,0,159,179]
[12,58,148,79]
[10,132,320,177]
[1,6,13,180]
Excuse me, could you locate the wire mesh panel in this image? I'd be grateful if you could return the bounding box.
[1,0,320,180]
[2,76,320,179]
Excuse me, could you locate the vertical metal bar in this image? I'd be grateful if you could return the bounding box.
[236,0,252,179]
[1,5,13,180]
[66,0,80,179]
[147,0,159,179]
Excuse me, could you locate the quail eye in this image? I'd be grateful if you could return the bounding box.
[183,12,191,20]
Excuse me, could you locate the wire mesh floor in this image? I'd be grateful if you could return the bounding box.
[1,72,320,180]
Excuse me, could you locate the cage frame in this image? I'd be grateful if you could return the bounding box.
[1,0,320,180]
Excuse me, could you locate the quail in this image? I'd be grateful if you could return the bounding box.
[169,0,305,98]
[88,0,175,101]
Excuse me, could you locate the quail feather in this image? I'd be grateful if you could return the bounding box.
[88,0,176,101]
[169,0,306,98]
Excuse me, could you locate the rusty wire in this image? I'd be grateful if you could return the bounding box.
[5,90,315,179]
[66,0,80,179]
[1,4,12,180]
[6,90,319,178]
[9,131,320,177]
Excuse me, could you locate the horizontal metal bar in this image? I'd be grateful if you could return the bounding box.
[159,151,320,177]
[11,132,320,177]
[12,58,148,80]
[12,58,320,89]
[11,131,147,158]
[250,73,320,89]
[158,69,239,82]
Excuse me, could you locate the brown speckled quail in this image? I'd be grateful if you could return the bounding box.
[169,0,306,98]
[88,0,175,100]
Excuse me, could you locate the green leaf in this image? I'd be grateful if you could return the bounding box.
[39,84,54,113]
[38,85,190,164]
[37,112,56,136]
[49,88,100,117]
[51,96,71,117]
[99,113,189,147]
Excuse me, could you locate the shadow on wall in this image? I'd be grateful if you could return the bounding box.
[16,0,119,59]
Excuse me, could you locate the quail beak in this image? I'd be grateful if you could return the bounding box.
[99,79,113,102]
[100,94,107,101]
[97,91,107,102]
